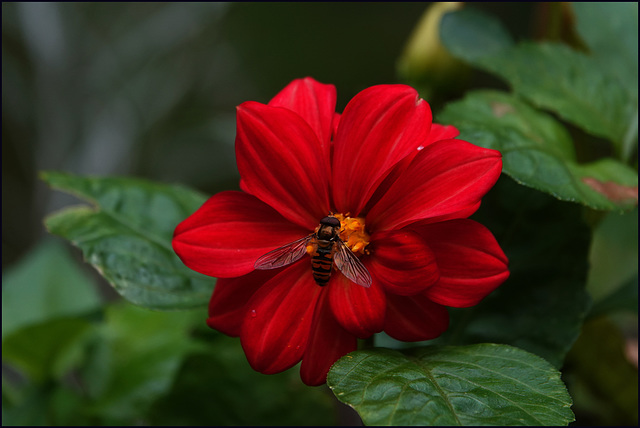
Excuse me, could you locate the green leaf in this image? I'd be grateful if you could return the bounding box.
[2,318,94,382]
[438,90,638,211]
[328,344,574,426]
[486,42,634,148]
[588,273,638,318]
[440,8,513,61]
[586,207,638,304]
[571,3,638,162]
[41,171,214,310]
[441,9,635,150]
[2,382,50,426]
[572,2,638,97]
[2,239,101,339]
[81,303,201,422]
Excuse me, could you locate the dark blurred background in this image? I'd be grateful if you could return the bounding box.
[2,2,539,272]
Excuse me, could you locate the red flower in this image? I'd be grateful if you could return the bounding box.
[173,77,509,386]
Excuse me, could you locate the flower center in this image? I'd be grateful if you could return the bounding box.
[333,213,370,256]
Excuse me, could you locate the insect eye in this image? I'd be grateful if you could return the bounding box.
[320,216,341,227]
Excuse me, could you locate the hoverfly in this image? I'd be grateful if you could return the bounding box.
[254,216,372,288]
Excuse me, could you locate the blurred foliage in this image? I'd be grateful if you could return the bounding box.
[2,287,335,425]
[2,2,638,426]
[2,239,101,340]
[586,208,638,304]
[564,317,638,426]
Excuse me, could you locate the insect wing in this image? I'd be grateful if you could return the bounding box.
[254,235,313,270]
[334,240,372,287]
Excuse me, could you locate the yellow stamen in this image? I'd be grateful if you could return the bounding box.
[333,213,370,256]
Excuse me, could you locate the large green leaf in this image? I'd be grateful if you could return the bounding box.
[441,9,636,151]
[483,42,633,148]
[2,239,101,339]
[41,171,213,310]
[438,90,638,211]
[328,344,574,426]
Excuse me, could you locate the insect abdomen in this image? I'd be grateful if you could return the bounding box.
[311,242,334,286]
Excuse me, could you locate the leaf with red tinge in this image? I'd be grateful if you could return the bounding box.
[439,91,638,212]
[441,9,635,150]
[581,178,638,205]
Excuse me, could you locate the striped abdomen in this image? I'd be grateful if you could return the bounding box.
[311,240,335,286]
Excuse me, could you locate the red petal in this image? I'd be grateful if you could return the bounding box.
[206,269,280,337]
[411,219,509,307]
[240,261,322,374]
[367,139,502,231]
[300,291,357,386]
[236,101,331,229]
[173,191,308,278]
[332,84,432,216]
[368,230,439,296]
[361,123,462,213]
[408,201,481,226]
[268,77,336,151]
[328,270,386,337]
[423,123,460,147]
[384,293,449,341]
[331,112,341,142]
